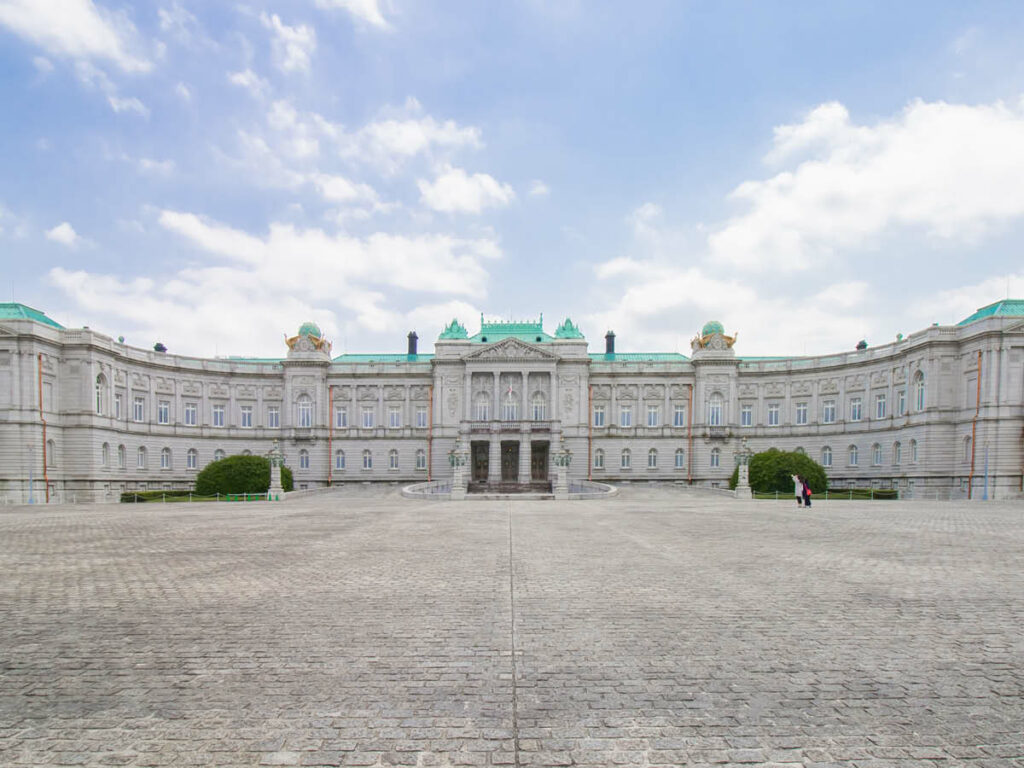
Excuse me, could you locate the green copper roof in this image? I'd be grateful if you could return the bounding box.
[701,320,724,336]
[0,303,64,329]
[438,318,469,339]
[589,352,689,363]
[333,353,434,363]
[957,299,1024,325]
[554,317,585,338]
[468,314,554,343]
[297,321,322,338]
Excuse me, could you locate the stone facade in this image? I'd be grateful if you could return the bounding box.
[1,303,1022,502]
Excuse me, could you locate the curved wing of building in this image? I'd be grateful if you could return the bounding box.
[1,301,1022,503]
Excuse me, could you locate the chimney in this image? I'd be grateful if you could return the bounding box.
[408,331,418,355]
[605,331,615,354]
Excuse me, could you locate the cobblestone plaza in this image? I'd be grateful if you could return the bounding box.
[2,489,1023,767]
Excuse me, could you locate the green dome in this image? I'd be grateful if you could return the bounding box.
[702,320,724,336]
[298,321,322,338]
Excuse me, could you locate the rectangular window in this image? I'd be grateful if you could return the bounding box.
[673,405,686,427]
[267,406,280,428]
[186,451,197,470]
[593,405,605,427]
[415,407,427,428]
[160,450,170,469]
[157,400,169,425]
[647,450,657,468]
[875,393,887,420]
[532,400,545,421]
[674,450,685,468]
[620,406,632,428]
[621,451,631,469]
[138,449,146,469]
[708,401,722,426]
[740,404,752,427]
[823,400,836,424]
[502,403,518,421]
[647,406,660,427]
[767,403,780,426]
[897,389,906,416]
[335,407,348,428]
[240,405,253,428]
[363,451,372,469]
[389,451,399,469]
[475,401,489,421]
[299,452,310,469]
[388,407,401,428]
[184,402,197,426]
[115,393,122,420]
[212,404,225,427]
[133,396,145,422]
[415,451,426,470]
[594,450,604,469]
[850,397,862,422]
[298,401,312,428]
[795,402,808,425]
[362,408,374,429]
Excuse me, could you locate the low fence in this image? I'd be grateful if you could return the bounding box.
[753,488,899,501]
[401,480,453,500]
[568,480,618,499]
[120,491,283,503]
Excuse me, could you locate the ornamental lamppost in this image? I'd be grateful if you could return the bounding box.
[448,442,469,499]
[734,437,754,500]
[267,439,285,501]
[553,444,572,498]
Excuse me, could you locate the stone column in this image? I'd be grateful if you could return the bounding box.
[268,440,284,501]
[521,371,528,421]
[519,430,530,486]
[488,431,501,484]
[493,372,500,421]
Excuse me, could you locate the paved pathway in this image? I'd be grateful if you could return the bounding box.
[1,489,1022,767]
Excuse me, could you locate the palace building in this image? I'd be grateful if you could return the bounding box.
[1,300,1022,503]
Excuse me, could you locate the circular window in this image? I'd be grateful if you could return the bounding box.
[481,336,487,342]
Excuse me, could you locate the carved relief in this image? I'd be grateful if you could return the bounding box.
[182,380,202,396]
[791,380,812,396]
[236,384,256,399]
[114,370,126,386]
[870,371,888,387]
[131,372,149,387]
[410,385,429,401]
[819,378,839,394]
[845,374,866,391]
[738,383,757,398]
[263,385,282,399]
[446,388,459,417]
[384,385,405,401]
[208,382,229,398]
[155,376,175,394]
[330,385,350,400]
[765,382,785,397]
[467,338,553,360]
[643,384,665,399]
[892,368,906,384]
[670,384,689,399]
[591,384,611,400]
[562,386,576,416]
[616,384,638,400]
[357,385,378,401]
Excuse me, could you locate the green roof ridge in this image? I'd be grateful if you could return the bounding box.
[957,299,1024,326]
[0,303,64,329]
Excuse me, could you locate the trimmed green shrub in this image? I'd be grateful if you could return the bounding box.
[729,448,828,494]
[194,454,293,496]
[120,491,220,503]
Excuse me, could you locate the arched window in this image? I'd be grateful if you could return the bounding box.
[848,445,858,466]
[214,449,226,462]
[415,449,426,470]
[963,436,972,462]
[101,442,110,467]
[474,393,490,421]
[95,373,107,415]
[186,448,198,470]
[137,446,147,469]
[710,447,720,468]
[241,449,252,456]
[821,446,832,467]
[46,439,56,467]
[335,450,345,470]
[910,438,918,463]
[795,446,806,455]
[160,447,172,469]
[872,443,882,466]
[893,441,901,465]
[299,449,309,469]
[621,448,631,469]
[117,444,126,469]
[914,371,926,411]
[531,393,546,421]
[389,449,399,469]
[594,448,604,469]
[362,449,372,469]
[708,393,723,426]
[647,448,657,468]
[296,395,313,428]
[674,448,685,469]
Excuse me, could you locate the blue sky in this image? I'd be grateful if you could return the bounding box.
[2,0,1024,357]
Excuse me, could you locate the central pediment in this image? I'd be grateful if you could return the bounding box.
[462,337,559,361]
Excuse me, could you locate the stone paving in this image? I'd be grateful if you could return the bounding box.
[1,487,1023,767]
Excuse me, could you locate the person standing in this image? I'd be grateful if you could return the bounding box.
[802,476,812,508]
[792,473,803,506]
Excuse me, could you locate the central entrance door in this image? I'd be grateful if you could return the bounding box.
[531,441,549,481]
[471,441,489,482]
[501,441,519,482]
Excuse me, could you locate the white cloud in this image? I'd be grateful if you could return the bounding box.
[138,158,174,175]
[48,210,502,355]
[227,69,270,99]
[158,2,198,43]
[710,98,1024,271]
[107,94,148,116]
[0,0,150,72]
[528,180,550,197]
[909,272,1024,327]
[418,166,515,214]
[260,12,316,74]
[46,221,80,246]
[32,55,53,73]
[174,81,191,100]
[314,0,389,30]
